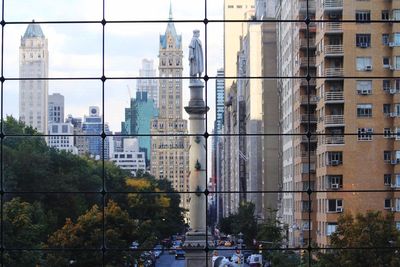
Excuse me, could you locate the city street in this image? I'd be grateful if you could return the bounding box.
[156,253,185,267]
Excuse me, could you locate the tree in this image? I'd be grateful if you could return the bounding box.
[316,211,400,267]
[217,202,257,245]
[47,200,138,267]
[3,198,47,267]
[256,210,300,267]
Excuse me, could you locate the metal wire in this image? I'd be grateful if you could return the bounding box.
[1,0,398,266]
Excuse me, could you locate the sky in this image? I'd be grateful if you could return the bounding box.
[2,0,225,133]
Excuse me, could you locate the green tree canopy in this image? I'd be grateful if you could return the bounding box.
[316,211,400,267]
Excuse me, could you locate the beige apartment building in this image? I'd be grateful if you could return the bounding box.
[314,0,400,247]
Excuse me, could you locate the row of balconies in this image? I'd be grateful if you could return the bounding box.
[297,114,345,126]
[299,57,316,67]
[322,0,343,11]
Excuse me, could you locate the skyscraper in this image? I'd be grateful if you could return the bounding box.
[150,5,189,210]
[137,59,159,108]
[121,91,158,164]
[19,22,49,133]
[82,106,111,160]
[48,93,64,123]
[223,0,255,95]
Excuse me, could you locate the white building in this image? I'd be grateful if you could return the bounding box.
[19,22,49,133]
[111,138,146,176]
[48,123,78,154]
[48,93,64,123]
[137,59,159,108]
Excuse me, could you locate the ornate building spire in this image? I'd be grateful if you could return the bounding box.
[169,0,173,20]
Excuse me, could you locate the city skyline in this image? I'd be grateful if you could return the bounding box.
[3,0,224,133]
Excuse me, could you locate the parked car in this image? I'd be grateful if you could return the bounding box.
[175,249,185,260]
[153,245,163,258]
[249,254,263,267]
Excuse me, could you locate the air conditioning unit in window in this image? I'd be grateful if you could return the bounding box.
[391,184,398,189]
[331,183,340,189]
[391,207,397,212]
[390,88,398,94]
[390,112,398,118]
[390,65,396,71]
[330,159,340,166]
[391,159,399,165]
[336,207,343,213]
[389,42,396,47]
[364,65,373,71]
[359,89,370,95]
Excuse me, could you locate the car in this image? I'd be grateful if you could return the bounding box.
[169,241,182,254]
[243,251,252,264]
[153,245,163,258]
[249,254,263,267]
[175,249,185,260]
[129,241,139,250]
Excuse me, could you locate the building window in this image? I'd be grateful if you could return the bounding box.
[384,199,392,209]
[355,11,371,22]
[393,10,400,20]
[357,104,372,117]
[326,151,343,166]
[383,104,391,115]
[384,151,392,163]
[384,174,392,186]
[357,128,373,141]
[382,34,390,45]
[356,57,372,71]
[383,57,391,68]
[392,33,400,47]
[328,199,343,213]
[383,80,391,91]
[62,125,68,133]
[396,56,400,70]
[356,34,371,48]
[327,223,337,236]
[356,80,372,94]
[382,10,390,20]
[327,175,343,189]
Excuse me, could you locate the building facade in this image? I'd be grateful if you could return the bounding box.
[47,122,78,154]
[48,93,64,124]
[211,68,225,224]
[224,0,255,95]
[19,22,49,134]
[314,0,400,247]
[150,7,189,210]
[82,106,111,160]
[276,0,318,247]
[121,91,158,164]
[111,138,146,176]
[65,114,89,156]
[137,59,159,108]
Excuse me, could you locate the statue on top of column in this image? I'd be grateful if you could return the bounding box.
[189,29,204,78]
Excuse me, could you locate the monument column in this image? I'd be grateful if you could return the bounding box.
[183,30,211,267]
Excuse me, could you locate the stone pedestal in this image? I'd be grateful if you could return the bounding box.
[184,231,211,267]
